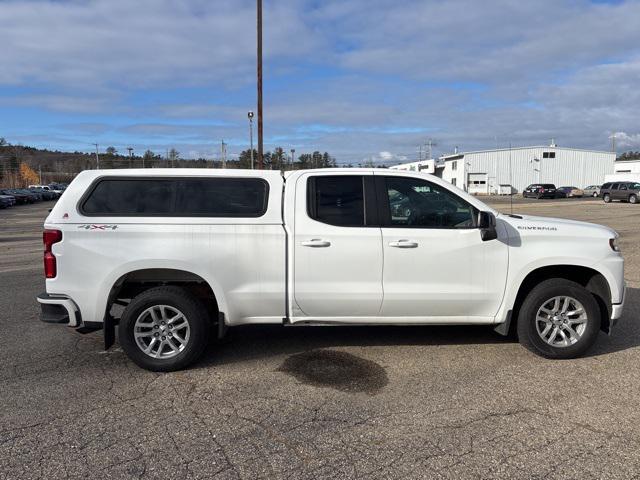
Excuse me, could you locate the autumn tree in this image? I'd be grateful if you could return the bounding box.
[20,162,39,186]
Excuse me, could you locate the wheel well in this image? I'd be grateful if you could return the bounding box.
[106,268,219,324]
[512,265,612,333]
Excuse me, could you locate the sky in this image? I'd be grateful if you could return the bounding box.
[1,0,639,165]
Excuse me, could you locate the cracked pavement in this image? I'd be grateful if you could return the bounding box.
[1,198,639,479]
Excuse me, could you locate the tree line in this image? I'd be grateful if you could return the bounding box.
[0,139,340,187]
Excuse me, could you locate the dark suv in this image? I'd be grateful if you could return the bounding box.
[523,184,557,199]
[600,181,640,204]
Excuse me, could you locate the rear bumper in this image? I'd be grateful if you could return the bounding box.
[37,293,82,328]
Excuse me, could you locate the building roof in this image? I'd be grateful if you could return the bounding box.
[440,145,615,160]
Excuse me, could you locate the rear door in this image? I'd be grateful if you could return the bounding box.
[376,174,508,320]
[610,183,621,200]
[617,183,629,200]
[292,172,383,319]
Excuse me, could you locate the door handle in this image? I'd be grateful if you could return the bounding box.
[389,239,418,248]
[301,239,331,247]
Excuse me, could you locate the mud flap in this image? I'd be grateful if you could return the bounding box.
[104,315,115,350]
[494,311,512,336]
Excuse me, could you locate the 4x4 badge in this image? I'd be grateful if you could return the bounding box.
[78,224,118,230]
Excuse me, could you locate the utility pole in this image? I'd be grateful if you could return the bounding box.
[256,0,264,169]
[290,149,295,170]
[221,139,227,169]
[93,143,100,169]
[127,147,133,168]
[248,111,255,169]
[426,138,436,161]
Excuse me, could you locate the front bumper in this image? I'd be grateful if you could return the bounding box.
[37,293,82,328]
[611,284,626,325]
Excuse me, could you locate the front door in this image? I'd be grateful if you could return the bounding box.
[292,173,383,319]
[376,174,508,320]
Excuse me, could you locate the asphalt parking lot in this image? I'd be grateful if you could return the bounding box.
[1,198,639,479]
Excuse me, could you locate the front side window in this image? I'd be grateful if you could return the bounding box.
[383,177,476,229]
[307,176,365,227]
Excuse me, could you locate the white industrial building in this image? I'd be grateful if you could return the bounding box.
[439,145,615,194]
[605,159,640,183]
[388,159,436,174]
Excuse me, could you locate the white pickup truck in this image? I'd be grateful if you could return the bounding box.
[37,168,625,371]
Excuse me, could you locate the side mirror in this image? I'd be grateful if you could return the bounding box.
[478,211,498,241]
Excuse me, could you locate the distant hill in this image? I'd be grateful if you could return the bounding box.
[0,142,338,187]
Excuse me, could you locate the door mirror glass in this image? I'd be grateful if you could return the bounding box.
[478,211,498,241]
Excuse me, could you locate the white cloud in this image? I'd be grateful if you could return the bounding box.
[610,132,640,149]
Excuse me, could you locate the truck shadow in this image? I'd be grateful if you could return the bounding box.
[198,287,639,367]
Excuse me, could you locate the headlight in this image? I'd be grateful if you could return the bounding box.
[609,237,620,252]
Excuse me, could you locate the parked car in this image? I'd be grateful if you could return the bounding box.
[0,189,30,204]
[523,184,557,199]
[600,182,640,204]
[0,195,14,208]
[583,185,600,197]
[14,188,41,202]
[48,184,65,196]
[30,187,57,201]
[556,186,584,198]
[38,168,625,371]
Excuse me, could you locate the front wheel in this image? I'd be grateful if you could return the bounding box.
[603,193,611,203]
[118,286,211,371]
[517,279,600,359]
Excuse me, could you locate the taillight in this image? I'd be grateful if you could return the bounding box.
[43,229,62,278]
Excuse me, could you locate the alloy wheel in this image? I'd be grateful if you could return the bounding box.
[535,296,588,347]
[133,305,190,359]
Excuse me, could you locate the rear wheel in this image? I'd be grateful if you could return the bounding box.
[592,192,598,197]
[629,194,638,204]
[517,279,600,359]
[603,193,611,203]
[118,286,211,371]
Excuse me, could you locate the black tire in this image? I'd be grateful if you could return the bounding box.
[603,193,611,203]
[118,286,211,372]
[630,194,638,204]
[517,278,601,359]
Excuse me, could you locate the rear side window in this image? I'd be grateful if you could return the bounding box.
[307,176,364,227]
[601,183,611,189]
[80,177,268,217]
[81,179,174,215]
[175,178,268,216]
